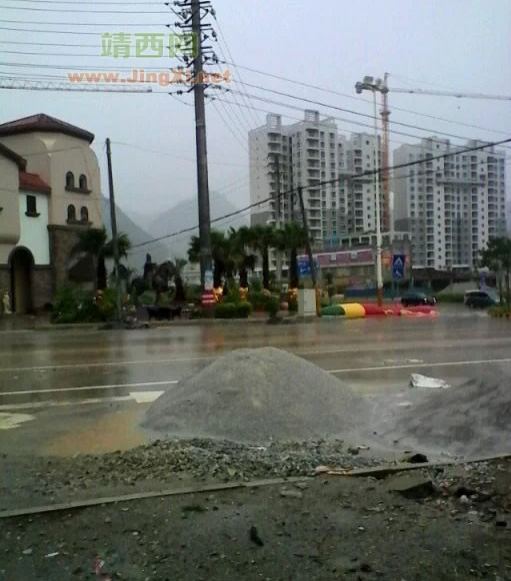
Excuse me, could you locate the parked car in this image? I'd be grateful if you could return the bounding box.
[464,290,498,309]
[401,291,437,307]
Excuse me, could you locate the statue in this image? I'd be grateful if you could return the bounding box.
[2,290,12,315]
[143,253,155,284]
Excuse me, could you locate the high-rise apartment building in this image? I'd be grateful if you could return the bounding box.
[249,111,382,249]
[393,137,507,270]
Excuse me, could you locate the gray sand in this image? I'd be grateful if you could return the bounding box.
[373,368,511,458]
[143,347,369,444]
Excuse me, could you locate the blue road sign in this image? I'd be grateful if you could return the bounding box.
[392,254,405,280]
[297,256,319,277]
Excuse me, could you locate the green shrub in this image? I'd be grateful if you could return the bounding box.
[263,294,280,318]
[185,284,201,304]
[489,306,511,318]
[248,290,266,310]
[250,278,263,292]
[288,296,298,313]
[436,293,465,303]
[236,301,252,318]
[214,301,252,319]
[96,288,116,320]
[51,284,99,324]
[223,283,241,304]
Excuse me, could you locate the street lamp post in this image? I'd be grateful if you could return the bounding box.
[355,76,385,306]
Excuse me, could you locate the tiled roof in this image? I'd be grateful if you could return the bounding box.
[0,113,94,143]
[0,142,26,170]
[19,171,51,194]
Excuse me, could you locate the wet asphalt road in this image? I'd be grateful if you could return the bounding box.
[0,306,510,456]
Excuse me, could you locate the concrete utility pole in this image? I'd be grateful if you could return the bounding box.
[297,186,320,316]
[191,0,213,290]
[355,76,385,306]
[105,138,122,324]
[272,153,283,287]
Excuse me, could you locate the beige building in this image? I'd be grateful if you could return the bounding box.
[0,114,102,313]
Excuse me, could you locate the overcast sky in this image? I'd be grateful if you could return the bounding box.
[1,0,510,224]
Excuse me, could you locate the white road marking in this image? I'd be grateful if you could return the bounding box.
[0,356,214,373]
[129,391,164,403]
[2,337,511,373]
[0,412,35,429]
[1,357,511,402]
[0,395,133,411]
[1,380,179,397]
[328,357,511,374]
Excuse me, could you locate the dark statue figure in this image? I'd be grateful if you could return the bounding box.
[130,257,185,307]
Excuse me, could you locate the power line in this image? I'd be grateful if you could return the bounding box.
[0,26,115,35]
[210,100,249,152]
[223,89,511,152]
[231,79,511,146]
[0,5,167,13]
[130,137,511,250]
[218,59,510,137]
[212,12,260,130]
[112,141,247,168]
[11,0,163,3]
[0,19,165,26]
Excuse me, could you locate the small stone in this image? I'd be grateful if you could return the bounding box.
[22,548,33,556]
[348,447,360,456]
[459,495,470,505]
[280,489,303,500]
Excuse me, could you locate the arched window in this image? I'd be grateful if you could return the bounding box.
[67,204,76,222]
[66,171,75,189]
[79,174,88,190]
[80,206,89,223]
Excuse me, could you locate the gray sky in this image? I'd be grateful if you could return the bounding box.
[1,0,510,225]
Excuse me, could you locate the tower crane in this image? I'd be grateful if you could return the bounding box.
[378,74,511,231]
[0,77,152,93]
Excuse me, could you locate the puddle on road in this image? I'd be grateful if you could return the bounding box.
[44,407,149,456]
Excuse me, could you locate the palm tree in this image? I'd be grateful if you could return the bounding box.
[188,230,231,288]
[76,227,130,290]
[229,226,257,288]
[250,225,277,290]
[275,223,309,289]
[480,236,511,307]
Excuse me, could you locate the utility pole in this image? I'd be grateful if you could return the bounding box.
[105,138,122,324]
[189,0,213,290]
[297,186,320,316]
[272,153,283,287]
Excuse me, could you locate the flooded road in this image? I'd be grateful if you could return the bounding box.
[0,309,510,455]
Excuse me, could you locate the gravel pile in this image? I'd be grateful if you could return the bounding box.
[143,347,369,444]
[31,439,383,494]
[375,368,511,458]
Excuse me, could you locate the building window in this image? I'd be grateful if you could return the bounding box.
[66,171,75,189]
[80,206,89,223]
[26,195,39,217]
[67,204,76,222]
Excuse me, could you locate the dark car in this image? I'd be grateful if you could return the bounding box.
[464,290,498,309]
[401,291,437,307]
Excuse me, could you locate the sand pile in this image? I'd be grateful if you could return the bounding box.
[376,368,511,458]
[143,347,369,444]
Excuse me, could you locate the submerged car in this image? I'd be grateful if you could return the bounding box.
[464,289,498,309]
[401,291,437,307]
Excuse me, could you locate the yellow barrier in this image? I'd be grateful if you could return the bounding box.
[339,303,366,319]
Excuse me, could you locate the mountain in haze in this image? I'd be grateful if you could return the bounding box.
[101,198,169,271]
[146,192,249,259]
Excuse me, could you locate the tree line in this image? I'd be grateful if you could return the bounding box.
[188,223,309,290]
